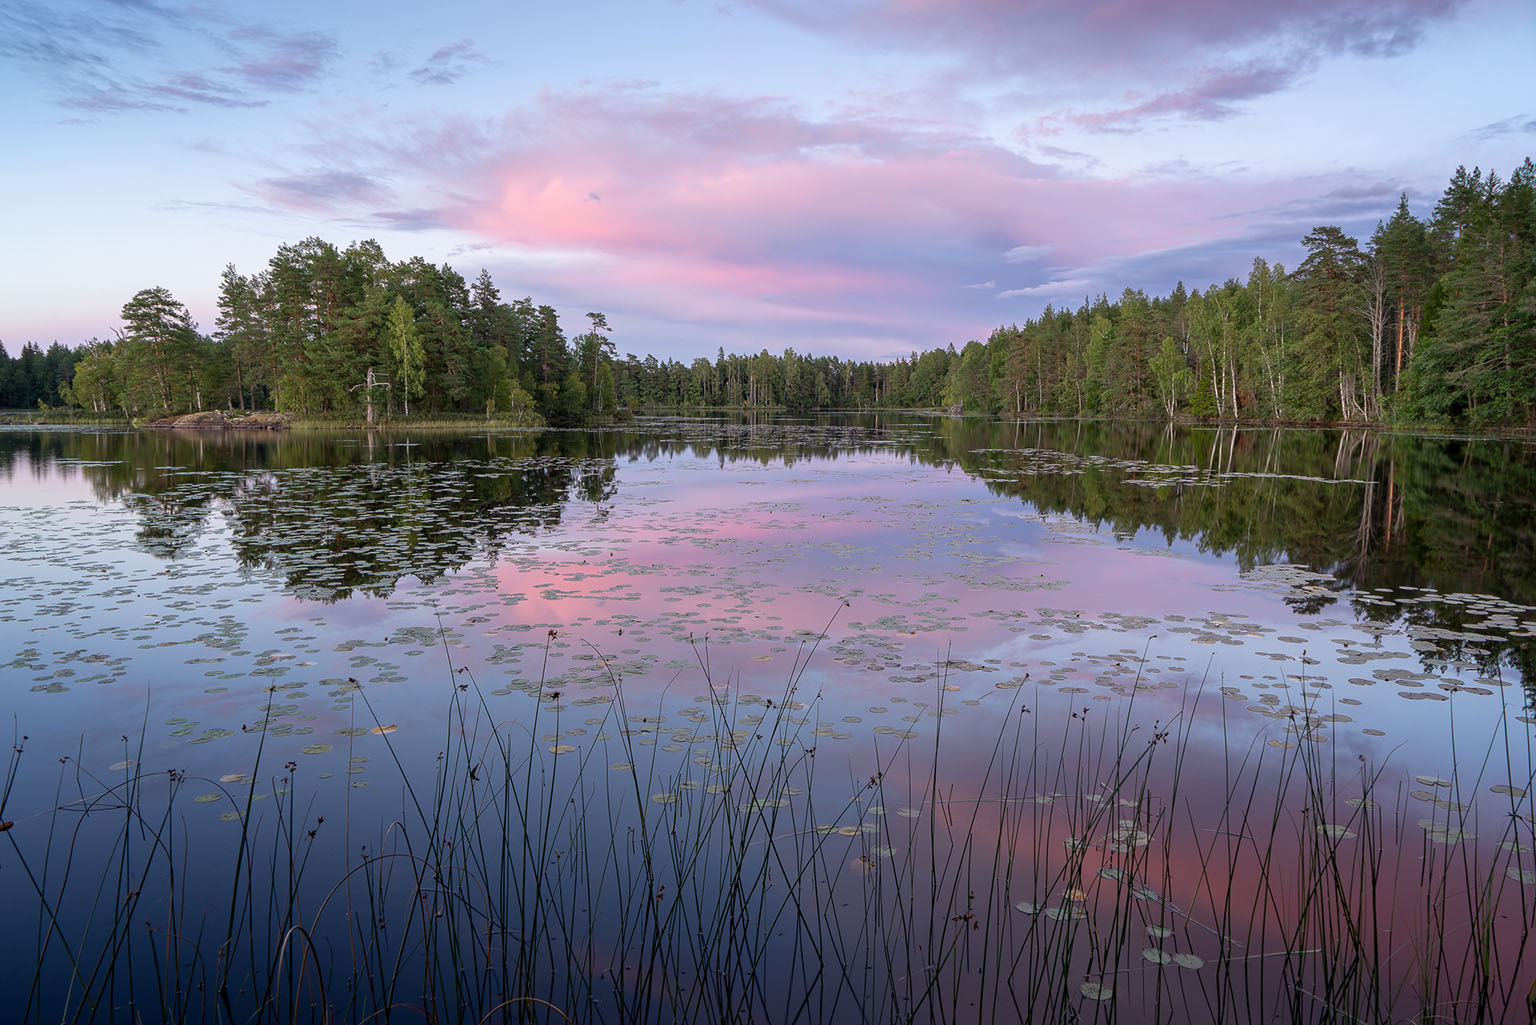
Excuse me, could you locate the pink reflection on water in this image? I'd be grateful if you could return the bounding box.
[4,434,1534,1022]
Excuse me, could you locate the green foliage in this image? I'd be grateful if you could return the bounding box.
[0,341,83,410]
[576,312,617,414]
[942,340,992,411]
[1292,226,1367,420]
[1187,375,1218,418]
[1403,160,1536,425]
[385,295,424,416]
[117,287,203,413]
[215,264,267,410]
[1149,336,1194,418]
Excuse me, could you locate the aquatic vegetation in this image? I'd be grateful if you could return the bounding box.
[2,622,1533,1025]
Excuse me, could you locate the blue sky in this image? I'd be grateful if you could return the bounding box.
[3,0,1532,361]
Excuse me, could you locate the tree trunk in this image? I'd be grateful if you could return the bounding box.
[1394,296,1404,391]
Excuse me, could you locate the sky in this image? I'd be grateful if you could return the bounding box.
[2,0,1533,363]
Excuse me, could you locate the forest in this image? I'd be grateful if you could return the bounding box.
[7,158,1533,427]
[0,341,77,411]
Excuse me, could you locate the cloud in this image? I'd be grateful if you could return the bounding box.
[2,0,337,114]
[409,39,486,86]
[750,0,1465,131]
[368,208,452,231]
[60,86,179,115]
[749,0,1463,72]
[1022,209,1395,309]
[998,279,1097,300]
[1220,178,1415,228]
[224,25,337,92]
[422,88,1063,289]
[1003,245,1052,264]
[282,84,1341,353]
[1470,114,1536,140]
[149,73,269,109]
[1058,59,1302,133]
[221,81,1434,355]
[0,2,155,69]
[253,170,389,211]
[154,198,274,216]
[369,50,403,76]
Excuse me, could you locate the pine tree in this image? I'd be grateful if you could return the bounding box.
[118,287,201,413]
[1372,196,1434,394]
[215,265,267,410]
[1292,226,1366,420]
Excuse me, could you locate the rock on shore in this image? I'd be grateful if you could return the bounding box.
[145,410,291,430]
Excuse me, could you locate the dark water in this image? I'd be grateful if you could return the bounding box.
[2,416,1533,1022]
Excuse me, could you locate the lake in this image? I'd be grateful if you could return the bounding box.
[2,416,1533,1023]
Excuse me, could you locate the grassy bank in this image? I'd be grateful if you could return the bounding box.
[3,626,1533,1024]
[0,409,131,426]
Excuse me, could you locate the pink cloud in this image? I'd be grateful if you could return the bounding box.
[247,85,1394,357]
[362,89,1280,342]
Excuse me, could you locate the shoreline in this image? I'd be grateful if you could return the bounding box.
[5,408,1532,439]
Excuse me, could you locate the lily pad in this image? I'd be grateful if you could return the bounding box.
[1080,981,1113,1000]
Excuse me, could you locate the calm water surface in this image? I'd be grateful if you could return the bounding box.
[2,415,1533,1022]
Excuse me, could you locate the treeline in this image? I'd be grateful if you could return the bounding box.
[27,157,1536,427]
[547,159,1536,426]
[0,342,81,410]
[917,159,1536,427]
[48,232,910,423]
[61,238,619,426]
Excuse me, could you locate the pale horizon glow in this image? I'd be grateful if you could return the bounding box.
[2,0,1532,362]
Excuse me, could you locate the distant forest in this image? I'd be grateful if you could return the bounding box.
[7,158,1533,427]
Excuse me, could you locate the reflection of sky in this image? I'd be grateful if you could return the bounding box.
[4,433,1533,1015]
[8,440,1530,779]
[463,449,1532,787]
[0,452,102,504]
